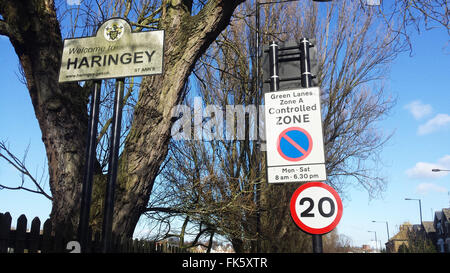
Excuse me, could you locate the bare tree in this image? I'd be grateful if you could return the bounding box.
[141,0,409,253]
[322,229,352,253]
[145,126,259,252]
[376,0,449,34]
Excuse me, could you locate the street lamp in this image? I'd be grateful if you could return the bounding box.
[432,169,450,172]
[368,230,378,252]
[405,198,423,224]
[372,220,390,241]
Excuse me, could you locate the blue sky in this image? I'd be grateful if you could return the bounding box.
[0,14,449,250]
[0,35,53,222]
[337,26,450,248]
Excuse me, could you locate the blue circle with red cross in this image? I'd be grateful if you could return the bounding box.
[277,127,313,161]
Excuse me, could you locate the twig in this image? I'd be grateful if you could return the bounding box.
[0,141,53,200]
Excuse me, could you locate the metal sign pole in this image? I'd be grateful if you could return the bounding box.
[255,0,261,252]
[255,0,262,253]
[299,37,323,253]
[312,234,323,253]
[78,80,101,253]
[269,41,280,92]
[299,37,313,88]
[102,78,125,253]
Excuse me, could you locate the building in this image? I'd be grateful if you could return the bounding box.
[386,208,450,253]
[385,222,434,253]
[385,222,418,253]
[422,221,437,246]
[361,244,371,252]
[434,208,450,252]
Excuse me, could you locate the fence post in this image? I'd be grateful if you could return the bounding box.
[41,219,52,253]
[0,212,12,253]
[14,214,27,253]
[29,217,41,253]
[84,227,93,253]
[92,231,101,253]
[143,240,150,253]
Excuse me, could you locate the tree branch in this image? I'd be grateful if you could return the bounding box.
[144,206,184,214]
[0,141,53,200]
[0,19,13,38]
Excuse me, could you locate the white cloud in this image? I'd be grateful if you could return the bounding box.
[439,155,450,167]
[418,114,450,135]
[405,162,444,179]
[67,0,81,5]
[366,0,381,6]
[416,183,447,195]
[405,155,450,179]
[404,100,433,120]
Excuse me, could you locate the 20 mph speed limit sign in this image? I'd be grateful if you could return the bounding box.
[290,182,343,235]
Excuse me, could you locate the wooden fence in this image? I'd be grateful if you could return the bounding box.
[0,212,187,253]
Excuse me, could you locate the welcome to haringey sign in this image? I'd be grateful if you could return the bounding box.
[58,18,164,82]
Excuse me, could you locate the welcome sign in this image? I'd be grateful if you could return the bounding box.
[58,18,164,82]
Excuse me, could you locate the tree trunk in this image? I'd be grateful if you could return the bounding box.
[0,0,89,238]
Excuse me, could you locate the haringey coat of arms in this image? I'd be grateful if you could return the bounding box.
[104,22,124,41]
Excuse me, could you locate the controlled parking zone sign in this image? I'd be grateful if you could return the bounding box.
[264,87,326,183]
[290,182,343,235]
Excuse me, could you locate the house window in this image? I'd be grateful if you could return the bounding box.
[437,239,445,253]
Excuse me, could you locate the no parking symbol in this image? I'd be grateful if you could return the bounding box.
[277,127,312,161]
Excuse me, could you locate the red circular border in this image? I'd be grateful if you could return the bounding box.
[277,127,313,162]
[289,182,343,235]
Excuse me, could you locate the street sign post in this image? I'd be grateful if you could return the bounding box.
[290,182,343,252]
[264,87,327,183]
[262,38,330,252]
[59,17,164,253]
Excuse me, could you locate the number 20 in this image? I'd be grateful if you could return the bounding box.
[299,197,335,218]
